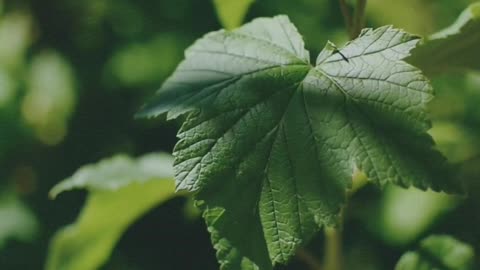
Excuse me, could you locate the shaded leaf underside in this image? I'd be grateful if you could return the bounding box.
[409,2,480,74]
[139,16,461,269]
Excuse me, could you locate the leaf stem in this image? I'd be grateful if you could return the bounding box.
[323,170,369,270]
[352,0,367,38]
[348,167,368,196]
[323,211,343,270]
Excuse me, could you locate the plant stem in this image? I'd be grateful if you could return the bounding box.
[348,167,368,196]
[338,0,353,38]
[352,0,367,38]
[339,0,368,40]
[323,215,343,270]
[323,170,369,270]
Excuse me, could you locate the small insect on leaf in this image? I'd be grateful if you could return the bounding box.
[333,48,349,62]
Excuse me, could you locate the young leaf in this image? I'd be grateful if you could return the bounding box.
[213,0,255,30]
[46,153,176,270]
[409,2,480,74]
[138,16,462,269]
[395,235,475,270]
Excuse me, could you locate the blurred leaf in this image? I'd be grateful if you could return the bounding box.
[431,0,479,28]
[409,2,480,74]
[46,153,177,270]
[429,122,477,163]
[49,153,174,197]
[368,186,459,246]
[105,34,186,88]
[213,0,254,29]
[21,51,76,146]
[395,235,475,270]
[0,12,32,71]
[0,191,38,249]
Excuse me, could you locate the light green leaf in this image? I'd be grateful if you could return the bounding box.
[0,12,32,71]
[395,235,475,270]
[105,34,186,88]
[0,192,38,249]
[22,50,76,145]
[367,185,459,246]
[409,2,480,74]
[46,153,176,270]
[138,16,461,269]
[213,0,254,29]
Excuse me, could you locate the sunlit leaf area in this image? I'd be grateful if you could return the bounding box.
[1,0,480,269]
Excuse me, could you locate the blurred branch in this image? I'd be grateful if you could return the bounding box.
[339,0,368,39]
[353,0,367,38]
[339,0,353,38]
[296,247,323,270]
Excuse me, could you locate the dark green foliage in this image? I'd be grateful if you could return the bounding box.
[1,1,480,270]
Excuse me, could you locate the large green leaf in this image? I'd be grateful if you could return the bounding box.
[46,153,176,270]
[138,16,461,269]
[213,0,255,29]
[409,2,480,74]
[395,235,475,270]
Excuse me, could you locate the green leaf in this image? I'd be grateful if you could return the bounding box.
[46,153,176,270]
[0,192,38,249]
[395,235,475,270]
[22,50,76,145]
[409,2,480,74]
[138,16,461,269]
[213,0,255,29]
[366,185,459,246]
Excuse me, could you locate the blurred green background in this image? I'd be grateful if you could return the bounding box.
[0,0,479,269]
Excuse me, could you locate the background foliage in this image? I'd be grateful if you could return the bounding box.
[0,0,480,269]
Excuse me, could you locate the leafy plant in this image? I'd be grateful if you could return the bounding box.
[40,0,480,270]
[137,14,463,268]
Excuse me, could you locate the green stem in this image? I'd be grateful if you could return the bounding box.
[352,0,367,38]
[323,170,369,270]
[324,219,343,270]
[348,168,368,196]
